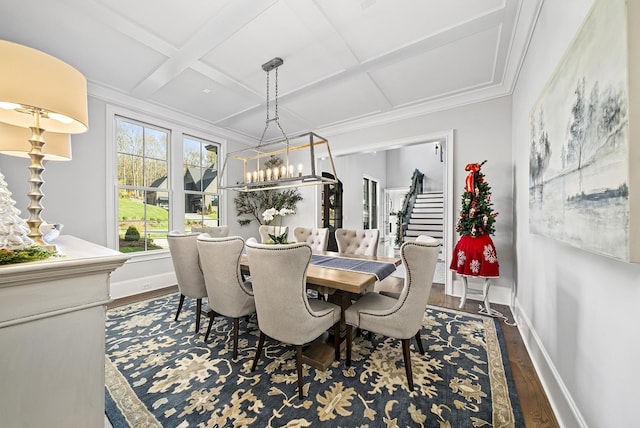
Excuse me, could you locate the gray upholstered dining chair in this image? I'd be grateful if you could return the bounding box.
[258,225,289,243]
[196,235,255,360]
[293,227,329,252]
[191,225,229,237]
[167,232,208,333]
[245,241,341,399]
[335,228,380,256]
[344,234,440,390]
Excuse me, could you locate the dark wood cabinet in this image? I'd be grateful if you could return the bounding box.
[322,172,343,252]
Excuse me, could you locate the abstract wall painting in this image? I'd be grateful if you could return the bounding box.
[529,0,639,262]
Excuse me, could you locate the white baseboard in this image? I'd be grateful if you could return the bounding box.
[109,272,176,300]
[512,300,587,428]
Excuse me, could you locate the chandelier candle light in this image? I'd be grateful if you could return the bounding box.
[220,57,337,192]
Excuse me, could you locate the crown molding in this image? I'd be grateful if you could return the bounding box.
[317,83,510,138]
[87,81,255,145]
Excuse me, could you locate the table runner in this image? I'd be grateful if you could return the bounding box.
[310,254,396,281]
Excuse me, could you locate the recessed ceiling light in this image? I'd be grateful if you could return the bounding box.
[202,88,211,94]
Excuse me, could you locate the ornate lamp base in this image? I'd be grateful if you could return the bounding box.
[26,125,47,247]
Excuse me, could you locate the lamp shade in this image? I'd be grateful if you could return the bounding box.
[0,122,71,160]
[0,40,88,134]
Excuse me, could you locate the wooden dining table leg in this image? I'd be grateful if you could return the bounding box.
[327,290,354,338]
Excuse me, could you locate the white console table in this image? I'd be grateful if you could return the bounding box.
[0,236,128,428]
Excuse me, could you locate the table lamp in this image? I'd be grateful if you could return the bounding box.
[0,40,88,246]
[0,122,72,161]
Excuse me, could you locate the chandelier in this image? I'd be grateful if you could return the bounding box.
[220,57,337,192]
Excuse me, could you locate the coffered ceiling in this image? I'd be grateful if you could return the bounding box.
[0,0,541,143]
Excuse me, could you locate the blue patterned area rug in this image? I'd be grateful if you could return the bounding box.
[105,294,523,427]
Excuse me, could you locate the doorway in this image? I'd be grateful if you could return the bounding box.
[384,187,408,243]
[363,175,379,230]
[316,130,454,293]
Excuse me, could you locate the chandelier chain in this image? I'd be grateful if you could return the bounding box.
[266,69,270,122]
[258,70,270,146]
[274,66,289,145]
[274,67,278,119]
[257,59,288,146]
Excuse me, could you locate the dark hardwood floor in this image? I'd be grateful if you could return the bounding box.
[428,283,559,427]
[108,282,558,427]
[108,285,179,310]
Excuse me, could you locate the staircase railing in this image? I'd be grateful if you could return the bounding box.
[395,169,424,246]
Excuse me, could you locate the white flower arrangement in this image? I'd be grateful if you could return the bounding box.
[262,207,295,243]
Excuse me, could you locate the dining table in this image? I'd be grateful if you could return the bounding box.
[240,250,402,370]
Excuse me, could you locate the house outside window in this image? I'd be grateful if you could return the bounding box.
[116,117,169,253]
[183,135,219,229]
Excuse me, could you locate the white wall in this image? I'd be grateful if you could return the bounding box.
[386,142,444,191]
[512,0,639,426]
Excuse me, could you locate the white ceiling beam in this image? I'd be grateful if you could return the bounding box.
[131,0,279,99]
[218,5,507,123]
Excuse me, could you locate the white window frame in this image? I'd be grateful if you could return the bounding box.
[114,115,171,253]
[182,133,221,230]
[105,105,226,261]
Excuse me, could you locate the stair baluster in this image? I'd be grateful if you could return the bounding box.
[395,169,424,246]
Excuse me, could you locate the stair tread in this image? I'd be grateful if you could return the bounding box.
[399,192,445,243]
[406,231,443,237]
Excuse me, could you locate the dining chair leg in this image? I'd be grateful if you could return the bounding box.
[252,332,266,371]
[175,294,185,321]
[346,325,353,367]
[204,312,215,341]
[232,318,239,360]
[333,321,341,361]
[296,345,304,399]
[414,331,425,355]
[401,338,414,390]
[195,298,202,332]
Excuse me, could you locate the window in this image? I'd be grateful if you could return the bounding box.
[116,117,169,253]
[109,109,226,255]
[183,135,219,229]
[363,176,378,229]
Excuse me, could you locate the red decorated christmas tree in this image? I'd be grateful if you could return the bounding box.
[450,161,499,277]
